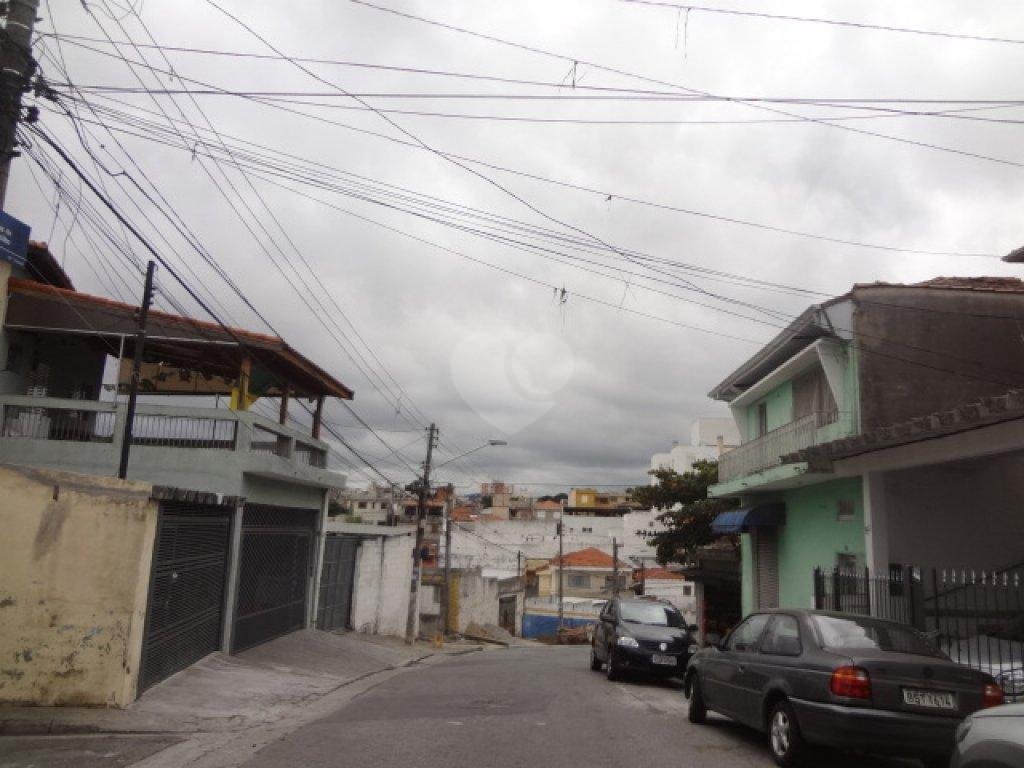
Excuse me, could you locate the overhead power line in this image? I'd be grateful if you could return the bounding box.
[617,0,1024,46]
[49,38,999,259]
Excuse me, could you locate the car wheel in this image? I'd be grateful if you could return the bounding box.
[768,700,805,767]
[687,675,707,724]
[605,648,620,681]
[590,646,602,671]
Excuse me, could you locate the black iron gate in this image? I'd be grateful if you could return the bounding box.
[813,564,1024,689]
[139,502,231,692]
[233,504,318,653]
[318,535,359,631]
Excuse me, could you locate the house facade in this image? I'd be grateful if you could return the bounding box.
[0,244,355,704]
[706,278,1024,621]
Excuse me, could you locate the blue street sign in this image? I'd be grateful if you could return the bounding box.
[0,210,30,267]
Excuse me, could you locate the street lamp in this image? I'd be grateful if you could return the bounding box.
[432,439,508,470]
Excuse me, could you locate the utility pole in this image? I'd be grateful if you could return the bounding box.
[441,482,453,638]
[405,422,437,644]
[557,513,564,629]
[0,0,39,209]
[612,537,620,596]
[118,260,156,479]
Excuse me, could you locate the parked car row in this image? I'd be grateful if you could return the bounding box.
[588,599,1023,768]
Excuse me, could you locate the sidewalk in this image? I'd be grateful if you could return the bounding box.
[0,630,482,737]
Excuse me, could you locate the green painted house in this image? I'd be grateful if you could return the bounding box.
[706,278,1024,617]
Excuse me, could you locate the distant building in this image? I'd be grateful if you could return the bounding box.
[330,482,395,525]
[650,417,739,481]
[535,547,629,599]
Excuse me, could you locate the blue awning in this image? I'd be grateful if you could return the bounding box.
[711,503,786,535]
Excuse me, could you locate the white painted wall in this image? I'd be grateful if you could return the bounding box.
[644,579,697,621]
[883,451,1024,572]
[449,516,659,571]
[349,531,415,638]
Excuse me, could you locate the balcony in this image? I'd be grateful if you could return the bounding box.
[718,410,844,484]
[0,395,339,495]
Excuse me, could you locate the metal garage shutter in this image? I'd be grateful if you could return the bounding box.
[755,527,780,610]
[233,504,318,652]
[139,503,231,692]
[317,536,359,631]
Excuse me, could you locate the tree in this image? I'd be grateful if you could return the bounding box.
[629,460,739,565]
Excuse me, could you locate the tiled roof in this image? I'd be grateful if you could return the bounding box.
[547,547,624,568]
[784,389,1024,465]
[639,567,685,581]
[853,276,1024,294]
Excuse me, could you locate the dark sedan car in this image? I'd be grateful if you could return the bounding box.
[684,609,1005,768]
[590,596,698,680]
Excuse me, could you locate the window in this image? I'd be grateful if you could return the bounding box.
[760,615,802,656]
[618,601,685,628]
[568,573,589,588]
[836,500,854,522]
[358,501,367,509]
[757,402,768,437]
[682,584,693,596]
[726,614,771,652]
[582,527,593,534]
[813,615,942,657]
[836,552,857,573]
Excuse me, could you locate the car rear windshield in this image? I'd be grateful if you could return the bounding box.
[813,615,943,657]
[619,602,685,628]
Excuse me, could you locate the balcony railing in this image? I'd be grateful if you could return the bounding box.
[718,410,841,484]
[0,395,338,489]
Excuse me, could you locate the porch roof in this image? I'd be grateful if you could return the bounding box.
[711,502,786,534]
[783,389,1024,466]
[4,278,354,399]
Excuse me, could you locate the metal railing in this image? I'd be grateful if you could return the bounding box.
[813,565,1024,696]
[719,410,839,483]
[294,441,327,468]
[0,403,116,442]
[130,413,237,449]
[0,395,338,481]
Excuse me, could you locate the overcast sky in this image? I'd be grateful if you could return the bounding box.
[13,0,1024,493]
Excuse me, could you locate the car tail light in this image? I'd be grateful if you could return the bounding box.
[830,666,871,699]
[982,682,1005,708]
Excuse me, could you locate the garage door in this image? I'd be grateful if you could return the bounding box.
[233,504,318,652]
[317,536,359,631]
[139,503,231,692]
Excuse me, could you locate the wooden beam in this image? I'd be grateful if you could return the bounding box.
[279,383,291,425]
[236,355,252,411]
[312,394,325,439]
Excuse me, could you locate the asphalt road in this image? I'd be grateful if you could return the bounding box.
[241,646,924,768]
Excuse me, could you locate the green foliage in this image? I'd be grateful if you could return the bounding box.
[628,460,739,565]
[327,500,347,517]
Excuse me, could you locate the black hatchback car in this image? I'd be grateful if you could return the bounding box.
[590,597,698,680]
[684,609,1004,768]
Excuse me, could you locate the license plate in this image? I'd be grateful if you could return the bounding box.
[902,688,956,709]
[652,654,677,666]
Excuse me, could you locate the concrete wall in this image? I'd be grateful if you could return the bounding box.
[854,285,1024,433]
[349,531,414,638]
[0,464,157,707]
[884,452,1024,572]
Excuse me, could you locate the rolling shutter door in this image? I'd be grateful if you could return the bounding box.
[754,527,780,610]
